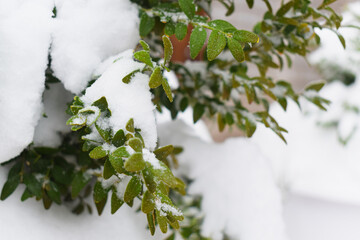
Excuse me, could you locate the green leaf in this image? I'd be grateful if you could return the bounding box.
[152,161,177,188]
[234,30,259,43]
[124,176,142,204]
[122,69,140,84]
[190,26,207,59]
[1,176,20,200]
[111,191,124,214]
[139,40,150,51]
[193,103,205,123]
[179,0,195,19]
[305,80,326,92]
[71,172,92,199]
[134,50,153,68]
[175,22,188,40]
[162,77,173,102]
[112,146,130,158]
[227,37,245,62]
[153,145,174,160]
[207,30,226,61]
[142,167,157,193]
[208,19,236,32]
[89,146,107,160]
[147,212,156,235]
[95,196,107,216]
[103,159,116,179]
[124,153,146,172]
[276,1,294,16]
[140,13,155,37]
[94,181,109,203]
[112,129,126,147]
[336,32,346,49]
[246,0,254,8]
[128,137,143,152]
[164,22,175,35]
[217,113,225,132]
[47,182,61,204]
[141,190,155,213]
[163,35,173,65]
[92,96,108,112]
[23,174,42,198]
[156,210,168,233]
[95,123,112,142]
[149,66,162,88]
[109,154,125,174]
[21,188,32,202]
[42,190,52,209]
[126,118,135,132]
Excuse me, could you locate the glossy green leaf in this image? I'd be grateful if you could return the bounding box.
[149,66,162,88]
[124,153,146,172]
[227,37,245,62]
[190,26,207,59]
[95,196,107,216]
[207,30,226,61]
[164,22,175,35]
[179,0,195,19]
[47,182,61,204]
[124,176,142,204]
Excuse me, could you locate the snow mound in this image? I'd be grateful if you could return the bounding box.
[52,0,140,94]
[0,0,53,163]
[158,120,288,240]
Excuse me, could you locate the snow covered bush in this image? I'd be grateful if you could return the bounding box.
[0,0,344,239]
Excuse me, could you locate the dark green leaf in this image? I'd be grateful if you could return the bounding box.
[147,212,156,235]
[208,19,236,32]
[95,196,107,216]
[92,97,108,112]
[112,129,126,147]
[103,159,116,179]
[140,13,155,37]
[164,22,175,35]
[94,181,109,203]
[246,0,254,8]
[23,174,42,198]
[47,182,61,204]
[122,69,140,84]
[1,176,20,200]
[71,172,92,199]
[193,103,205,123]
[141,190,155,213]
[111,191,124,214]
[305,81,326,92]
